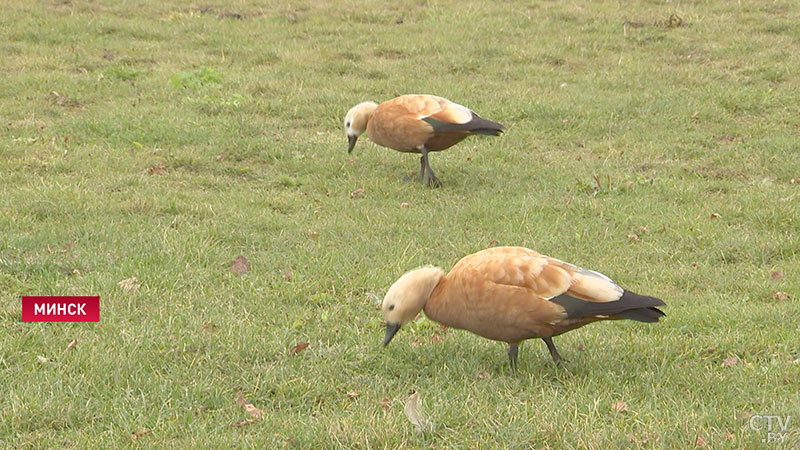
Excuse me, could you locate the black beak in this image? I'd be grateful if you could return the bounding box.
[383,323,400,346]
[347,135,358,153]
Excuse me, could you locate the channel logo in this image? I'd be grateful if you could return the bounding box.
[21,296,100,322]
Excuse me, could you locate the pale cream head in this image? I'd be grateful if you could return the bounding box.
[344,101,377,152]
[381,266,445,345]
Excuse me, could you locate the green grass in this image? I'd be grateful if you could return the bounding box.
[1,0,799,447]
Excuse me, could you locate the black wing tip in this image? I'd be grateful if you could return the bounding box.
[620,290,666,308]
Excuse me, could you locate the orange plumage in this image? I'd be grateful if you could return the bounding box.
[381,247,666,368]
[344,95,505,186]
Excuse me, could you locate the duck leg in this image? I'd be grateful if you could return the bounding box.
[420,146,441,187]
[507,344,519,370]
[542,337,563,364]
[416,153,426,182]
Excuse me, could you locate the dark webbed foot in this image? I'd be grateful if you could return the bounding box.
[420,147,442,188]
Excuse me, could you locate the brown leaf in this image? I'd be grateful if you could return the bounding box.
[129,429,153,441]
[290,342,309,355]
[771,271,783,281]
[346,391,359,399]
[236,392,264,419]
[696,434,708,448]
[148,162,167,175]
[349,188,365,199]
[307,229,319,240]
[230,255,251,274]
[611,400,628,412]
[790,178,797,184]
[215,155,223,161]
[244,404,264,419]
[710,212,721,219]
[637,226,649,234]
[37,355,49,364]
[400,202,411,208]
[66,339,77,351]
[476,371,491,380]
[721,356,739,367]
[117,277,140,294]
[576,344,585,351]
[232,419,258,428]
[282,267,294,281]
[380,397,390,410]
[769,291,790,301]
[202,322,217,333]
[627,233,640,242]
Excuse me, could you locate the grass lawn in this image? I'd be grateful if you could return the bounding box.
[1,0,798,447]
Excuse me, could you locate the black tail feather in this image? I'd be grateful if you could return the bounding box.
[550,290,666,322]
[423,112,505,135]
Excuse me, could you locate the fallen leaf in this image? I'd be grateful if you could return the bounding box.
[431,334,445,343]
[307,229,319,240]
[696,434,708,448]
[771,271,783,281]
[244,404,264,419]
[637,226,649,234]
[201,322,217,333]
[118,277,140,294]
[349,188,365,199]
[346,391,359,399]
[231,255,251,274]
[611,400,628,413]
[37,355,49,364]
[290,342,309,355]
[790,178,797,184]
[215,155,223,161]
[403,392,432,432]
[769,291,790,301]
[282,267,293,281]
[400,202,411,208]
[476,371,490,380]
[232,419,258,428]
[148,162,167,175]
[721,356,739,367]
[710,212,721,219]
[701,346,717,356]
[576,344,585,351]
[627,233,640,242]
[129,429,153,441]
[380,397,390,410]
[236,392,264,419]
[66,339,77,351]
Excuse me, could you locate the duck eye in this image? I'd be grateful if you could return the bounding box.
[388,304,395,311]
[345,121,351,128]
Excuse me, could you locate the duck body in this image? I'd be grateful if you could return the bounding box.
[381,247,666,368]
[345,95,505,186]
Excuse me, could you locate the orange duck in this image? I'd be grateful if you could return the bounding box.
[344,95,505,187]
[381,247,666,368]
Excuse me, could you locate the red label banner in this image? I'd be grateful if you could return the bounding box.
[21,296,100,322]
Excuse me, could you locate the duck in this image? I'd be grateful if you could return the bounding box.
[344,94,505,187]
[380,246,666,368]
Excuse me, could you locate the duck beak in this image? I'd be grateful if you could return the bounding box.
[347,135,358,153]
[383,323,400,346]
